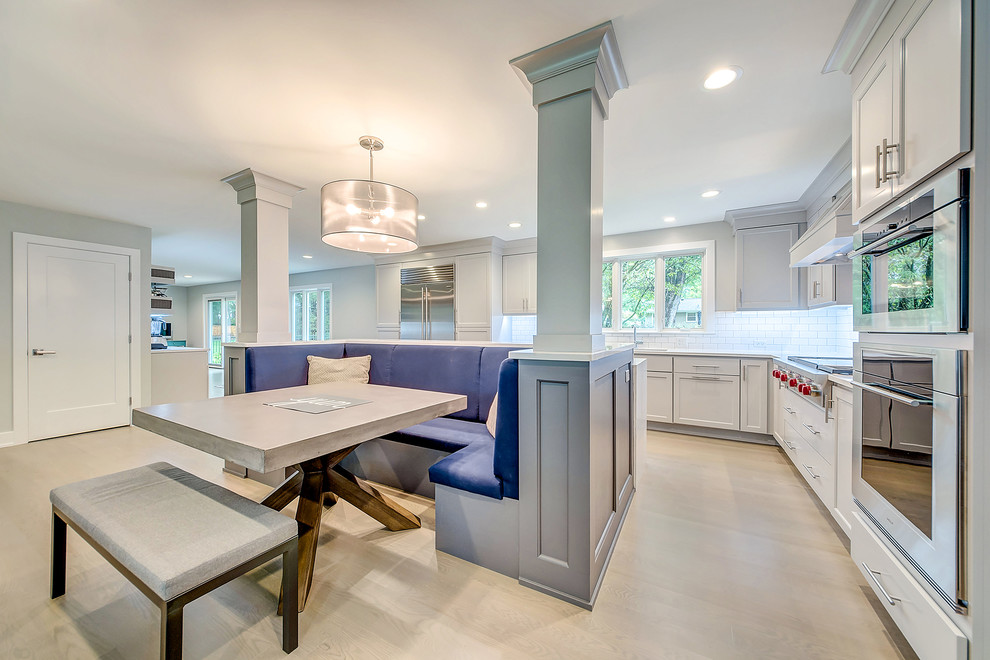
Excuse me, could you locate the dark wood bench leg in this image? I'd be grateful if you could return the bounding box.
[51,509,66,599]
[281,541,299,653]
[161,601,183,660]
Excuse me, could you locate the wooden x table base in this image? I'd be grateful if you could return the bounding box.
[260,445,421,613]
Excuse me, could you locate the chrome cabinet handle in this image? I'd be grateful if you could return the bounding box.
[802,423,821,436]
[782,440,797,451]
[783,406,796,415]
[882,138,899,182]
[875,144,882,188]
[852,380,932,407]
[802,464,821,480]
[689,376,722,381]
[32,348,56,356]
[862,563,901,606]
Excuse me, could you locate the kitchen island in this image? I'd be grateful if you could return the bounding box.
[149,347,209,405]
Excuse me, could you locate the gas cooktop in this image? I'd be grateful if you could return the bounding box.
[786,356,853,375]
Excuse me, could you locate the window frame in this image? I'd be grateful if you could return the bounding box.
[602,240,715,333]
[289,283,333,342]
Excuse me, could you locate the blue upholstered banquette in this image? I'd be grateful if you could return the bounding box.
[242,343,519,500]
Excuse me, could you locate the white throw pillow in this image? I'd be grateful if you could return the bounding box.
[307,355,371,385]
[486,393,498,438]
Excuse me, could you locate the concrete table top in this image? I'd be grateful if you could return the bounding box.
[132,383,467,473]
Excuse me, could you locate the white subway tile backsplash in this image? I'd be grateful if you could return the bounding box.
[603,306,854,356]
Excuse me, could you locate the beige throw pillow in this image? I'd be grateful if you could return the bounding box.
[486,393,498,438]
[307,355,371,385]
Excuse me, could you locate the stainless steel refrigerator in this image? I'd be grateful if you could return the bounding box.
[399,264,455,340]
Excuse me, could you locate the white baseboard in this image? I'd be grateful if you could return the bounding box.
[0,429,20,448]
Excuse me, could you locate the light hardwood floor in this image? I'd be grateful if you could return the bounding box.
[0,427,915,659]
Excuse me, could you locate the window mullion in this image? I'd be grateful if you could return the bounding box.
[613,260,621,330]
[656,257,664,331]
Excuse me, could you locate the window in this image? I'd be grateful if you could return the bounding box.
[602,241,714,332]
[290,284,332,341]
[206,294,237,367]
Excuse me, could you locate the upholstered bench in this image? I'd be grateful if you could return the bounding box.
[50,462,299,660]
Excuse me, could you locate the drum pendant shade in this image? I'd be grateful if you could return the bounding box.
[320,137,419,254]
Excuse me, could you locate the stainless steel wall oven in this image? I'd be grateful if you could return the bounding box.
[852,341,966,612]
[851,168,969,333]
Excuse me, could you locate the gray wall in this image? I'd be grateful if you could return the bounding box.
[181,264,377,348]
[0,199,153,435]
[603,221,736,311]
[161,284,188,342]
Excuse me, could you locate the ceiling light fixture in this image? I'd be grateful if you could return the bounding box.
[663,216,676,223]
[302,255,313,259]
[703,66,743,90]
[476,201,488,209]
[320,136,418,254]
[417,214,426,220]
[183,275,193,278]
[508,222,522,228]
[701,189,721,198]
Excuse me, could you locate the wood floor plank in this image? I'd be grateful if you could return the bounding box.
[0,425,915,659]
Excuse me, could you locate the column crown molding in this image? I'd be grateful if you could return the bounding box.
[510,21,628,104]
[222,168,304,208]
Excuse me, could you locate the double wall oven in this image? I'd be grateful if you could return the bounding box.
[850,168,970,614]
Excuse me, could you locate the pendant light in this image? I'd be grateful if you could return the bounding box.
[321,136,419,254]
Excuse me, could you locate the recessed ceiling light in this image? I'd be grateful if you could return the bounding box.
[302,255,313,259]
[663,216,676,223]
[701,189,721,198]
[475,201,488,209]
[183,275,193,278]
[417,215,426,220]
[508,222,522,228]
[704,66,743,90]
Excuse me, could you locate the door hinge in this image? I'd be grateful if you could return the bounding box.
[128,272,132,282]
[129,396,132,405]
[128,334,132,344]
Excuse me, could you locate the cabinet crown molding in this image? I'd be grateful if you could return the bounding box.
[724,203,807,233]
[373,236,504,265]
[823,0,896,74]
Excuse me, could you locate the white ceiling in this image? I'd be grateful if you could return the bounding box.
[0,0,854,285]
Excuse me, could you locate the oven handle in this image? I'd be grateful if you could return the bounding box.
[851,380,933,407]
[847,213,930,258]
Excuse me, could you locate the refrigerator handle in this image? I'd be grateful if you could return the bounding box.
[421,288,426,340]
[426,288,431,339]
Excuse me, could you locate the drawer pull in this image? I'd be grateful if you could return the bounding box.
[688,376,722,381]
[693,365,721,370]
[802,423,821,436]
[862,563,901,606]
[783,407,796,415]
[783,440,797,451]
[802,464,821,480]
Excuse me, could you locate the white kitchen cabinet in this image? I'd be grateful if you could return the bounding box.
[646,372,673,423]
[673,373,740,431]
[806,264,853,308]
[832,382,854,534]
[375,263,402,326]
[455,328,491,342]
[454,253,492,328]
[739,359,769,434]
[502,252,537,315]
[895,0,970,194]
[852,52,896,222]
[851,0,970,223]
[735,224,803,310]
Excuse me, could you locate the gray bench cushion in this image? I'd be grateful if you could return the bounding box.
[50,462,297,601]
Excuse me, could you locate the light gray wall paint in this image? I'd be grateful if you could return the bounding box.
[603,221,736,311]
[0,199,152,434]
[180,265,377,348]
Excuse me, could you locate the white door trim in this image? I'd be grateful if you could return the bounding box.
[11,233,142,445]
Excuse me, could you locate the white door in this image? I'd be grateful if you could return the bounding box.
[28,244,131,440]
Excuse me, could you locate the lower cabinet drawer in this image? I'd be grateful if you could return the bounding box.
[791,428,835,509]
[850,512,968,660]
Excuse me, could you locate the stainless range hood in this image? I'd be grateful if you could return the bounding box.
[790,208,854,267]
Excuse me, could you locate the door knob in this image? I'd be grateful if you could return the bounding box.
[32,348,56,356]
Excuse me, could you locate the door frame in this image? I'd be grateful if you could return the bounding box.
[9,233,142,446]
[203,291,238,367]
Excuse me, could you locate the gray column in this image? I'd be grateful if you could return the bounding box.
[222,169,303,344]
[511,22,627,353]
[509,23,635,610]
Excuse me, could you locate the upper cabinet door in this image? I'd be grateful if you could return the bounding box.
[736,224,803,310]
[454,253,492,326]
[375,263,402,326]
[895,0,971,194]
[502,253,537,315]
[852,51,896,223]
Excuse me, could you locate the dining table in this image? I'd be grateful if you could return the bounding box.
[131,381,467,612]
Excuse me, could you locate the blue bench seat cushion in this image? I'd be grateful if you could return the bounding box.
[383,417,493,453]
[428,441,502,499]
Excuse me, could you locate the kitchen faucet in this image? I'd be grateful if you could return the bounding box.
[632,325,644,346]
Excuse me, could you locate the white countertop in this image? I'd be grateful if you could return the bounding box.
[633,347,779,359]
[828,374,853,388]
[150,346,209,354]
